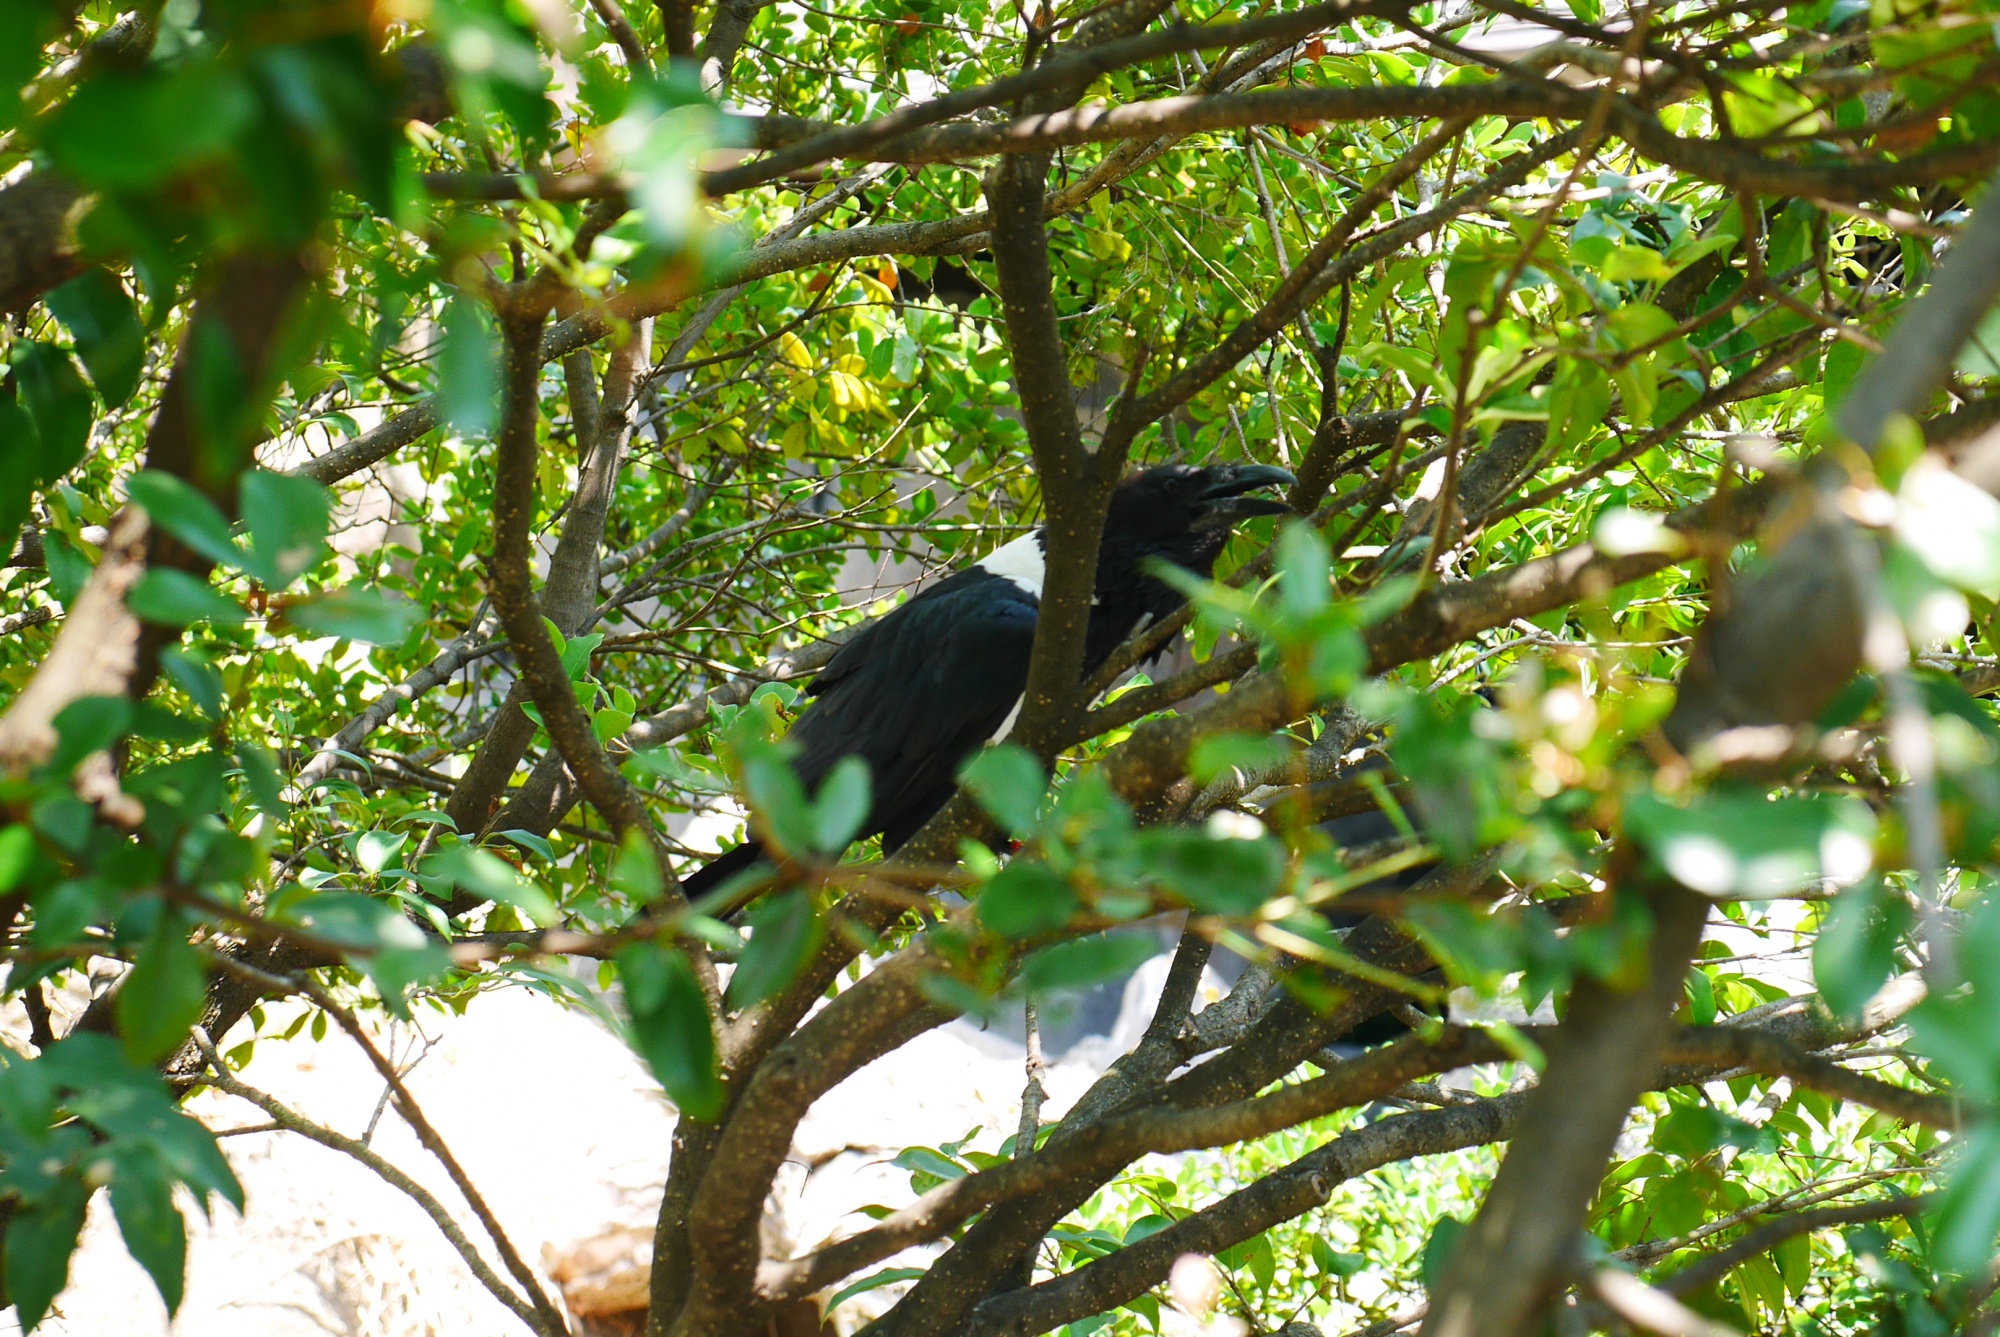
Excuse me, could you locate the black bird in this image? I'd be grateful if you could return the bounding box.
[682,462,1296,895]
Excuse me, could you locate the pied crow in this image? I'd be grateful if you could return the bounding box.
[682,462,1295,895]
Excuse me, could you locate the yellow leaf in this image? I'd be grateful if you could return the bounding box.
[777,331,813,371]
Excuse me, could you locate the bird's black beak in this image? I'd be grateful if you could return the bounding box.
[1194,462,1297,529]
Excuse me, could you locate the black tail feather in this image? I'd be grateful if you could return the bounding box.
[678,839,769,900]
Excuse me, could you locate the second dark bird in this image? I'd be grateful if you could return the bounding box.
[681,461,1296,895]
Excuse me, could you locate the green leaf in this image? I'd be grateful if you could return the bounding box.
[1930,1123,2000,1271]
[1612,359,1658,429]
[824,1267,925,1312]
[977,860,1078,939]
[610,829,663,904]
[356,829,408,874]
[109,1153,187,1314]
[1422,1215,1468,1291]
[238,471,331,588]
[47,272,145,407]
[43,528,93,604]
[558,629,604,679]
[740,744,815,858]
[1188,731,1292,786]
[284,588,420,644]
[1623,789,1877,899]
[618,943,725,1121]
[13,343,92,478]
[1684,967,1716,1026]
[440,294,500,438]
[592,705,635,742]
[491,828,555,863]
[0,399,40,540]
[365,944,452,1018]
[1812,882,1909,1022]
[49,694,133,772]
[127,569,247,627]
[160,647,224,718]
[1276,522,1331,623]
[5,1174,86,1333]
[45,63,257,189]
[1023,931,1157,992]
[892,1146,968,1181]
[124,472,239,570]
[959,744,1046,837]
[235,742,290,818]
[1227,1231,1275,1292]
[1141,828,1285,916]
[811,756,872,854]
[1312,1238,1367,1276]
[0,4,62,133]
[0,825,34,892]
[274,891,429,951]
[727,888,824,1009]
[117,912,207,1064]
[427,846,559,924]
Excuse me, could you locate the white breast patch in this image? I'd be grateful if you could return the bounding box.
[976,532,1046,597]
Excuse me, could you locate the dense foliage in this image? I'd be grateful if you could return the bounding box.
[2,0,2000,1335]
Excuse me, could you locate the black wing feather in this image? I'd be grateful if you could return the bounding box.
[788,568,1037,848]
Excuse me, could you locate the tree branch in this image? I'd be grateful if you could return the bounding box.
[1653,1193,1937,1298]
[968,1092,1534,1336]
[189,1028,550,1335]
[701,0,1418,195]
[485,295,658,846]
[1420,869,1709,1337]
[761,1027,1509,1304]
[985,146,1114,756]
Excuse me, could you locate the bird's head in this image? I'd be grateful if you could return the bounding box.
[1083,461,1297,671]
[1106,461,1297,545]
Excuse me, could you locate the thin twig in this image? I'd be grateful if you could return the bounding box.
[188,1028,547,1334]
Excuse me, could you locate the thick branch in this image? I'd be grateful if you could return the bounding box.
[485,297,655,844]
[668,948,957,1336]
[986,149,1112,756]
[448,322,652,834]
[0,172,89,313]
[1662,1027,1961,1130]
[1420,875,1710,1337]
